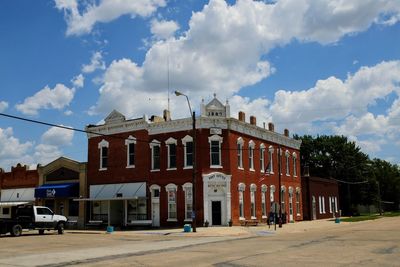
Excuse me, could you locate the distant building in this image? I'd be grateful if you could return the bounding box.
[0,163,38,203]
[301,170,340,220]
[84,95,303,227]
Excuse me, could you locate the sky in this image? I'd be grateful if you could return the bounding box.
[0,0,400,170]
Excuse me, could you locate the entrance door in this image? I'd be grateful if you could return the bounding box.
[211,201,221,225]
[289,195,294,222]
[152,202,160,227]
[312,196,317,220]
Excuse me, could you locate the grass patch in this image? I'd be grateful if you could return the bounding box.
[341,211,400,222]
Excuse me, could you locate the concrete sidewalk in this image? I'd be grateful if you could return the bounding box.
[66,218,348,238]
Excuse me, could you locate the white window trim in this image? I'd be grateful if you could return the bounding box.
[182,182,193,222]
[335,197,338,212]
[166,137,177,171]
[150,139,161,172]
[182,135,193,169]
[237,137,244,169]
[208,135,223,168]
[261,184,267,218]
[292,152,298,177]
[150,184,161,198]
[165,183,178,222]
[285,150,290,176]
[125,136,136,168]
[249,140,255,171]
[319,196,322,214]
[268,146,274,174]
[260,143,265,173]
[270,185,275,202]
[250,184,257,219]
[329,196,332,213]
[296,187,301,216]
[98,139,109,171]
[238,183,245,220]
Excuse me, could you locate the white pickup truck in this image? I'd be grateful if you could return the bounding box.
[0,203,68,237]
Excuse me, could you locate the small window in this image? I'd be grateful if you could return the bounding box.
[185,141,193,167]
[211,141,220,166]
[101,146,108,169]
[150,140,161,170]
[153,189,160,198]
[2,207,10,215]
[168,143,177,169]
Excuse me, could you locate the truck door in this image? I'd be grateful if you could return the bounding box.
[36,207,54,228]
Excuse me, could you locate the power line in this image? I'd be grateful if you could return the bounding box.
[0,112,297,151]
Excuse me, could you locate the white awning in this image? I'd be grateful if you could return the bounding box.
[0,188,35,202]
[0,201,29,207]
[89,182,146,200]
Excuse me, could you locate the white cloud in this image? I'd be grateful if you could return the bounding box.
[71,74,84,88]
[0,101,8,112]
[0,127,34,170]
[55,0,166,36]
[150,19,179,39]
[33,144,63,166]
[64,110,73,116]
[82,52,105,73]
[41,126,74,146]
[15,84,75,115]
[270,61,400,127]
[89,0,400,119]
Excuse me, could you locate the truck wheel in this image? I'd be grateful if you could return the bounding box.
[57,223,65,235]
[11,225,22,237]
[39,229,45,235]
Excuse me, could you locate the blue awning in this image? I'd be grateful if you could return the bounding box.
[35,183,79,199]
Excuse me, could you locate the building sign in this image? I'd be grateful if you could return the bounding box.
[208,173,226,180]
[46,189,56,198]
[210,127,222,135]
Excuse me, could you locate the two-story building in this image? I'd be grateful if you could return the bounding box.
[84,96,302,227]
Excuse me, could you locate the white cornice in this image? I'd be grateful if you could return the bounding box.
[86,115,301,150]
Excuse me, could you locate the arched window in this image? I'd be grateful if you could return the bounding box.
[238,183,246,219]
[98,139,109,170]
[250,184,257,219]
[165,184,177,221]
[237,137,244,169]
[261,184,268,218]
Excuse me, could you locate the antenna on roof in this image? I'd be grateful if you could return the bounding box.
[167,43,170,112]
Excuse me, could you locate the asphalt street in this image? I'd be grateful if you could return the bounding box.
[0,217,399,267]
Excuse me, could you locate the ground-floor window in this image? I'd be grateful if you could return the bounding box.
[280,187,286,214]
[166,184,177,221]
[183,183,193,221]
[238,183,245,219]
[261,184,267,218]
[128,198,147,221]
[92,201,108,222]
[69,199,79,217]
[295,190,300,215]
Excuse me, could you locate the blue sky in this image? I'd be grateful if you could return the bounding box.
[0,0,400,170]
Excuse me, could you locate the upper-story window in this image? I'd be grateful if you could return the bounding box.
[249,140,255,171]
[293,152,297,177]
[237,137,244,169]
[150,140,161,171]
[267,146,274,174]
[98,139,109,170]
[208,135,223,168]
[125,136,136,168]
[166,138,177,170]
[260,143,265,173]
[285,150,290,176]
[182,135,193,168]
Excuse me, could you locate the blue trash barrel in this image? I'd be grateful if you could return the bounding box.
[335,218,340,223]
[183,224,192,232]
[106,226,114,233]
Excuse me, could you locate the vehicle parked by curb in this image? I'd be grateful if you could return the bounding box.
[0,202,67,237]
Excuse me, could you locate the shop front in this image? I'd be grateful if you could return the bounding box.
[81,182,149,227]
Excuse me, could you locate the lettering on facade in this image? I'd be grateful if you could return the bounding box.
[210,127,222,135]
[208,173,226,180]
[46,189,56,198]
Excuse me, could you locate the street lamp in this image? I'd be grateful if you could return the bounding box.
[175,90,197,232]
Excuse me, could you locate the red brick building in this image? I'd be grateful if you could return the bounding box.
[301,172,340,220]
[84,96,302,227]
[0,163,39,203]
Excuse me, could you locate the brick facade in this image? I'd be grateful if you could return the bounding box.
[0,164,38,190]
[301,175,340,220]
[86,97,302,227]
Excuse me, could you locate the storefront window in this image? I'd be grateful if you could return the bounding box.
[127,199,147,221]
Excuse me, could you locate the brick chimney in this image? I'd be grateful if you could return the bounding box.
[250,116,256,125]
[268,122,274,132]
[284,128,289,137]
[238,111,245,122]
